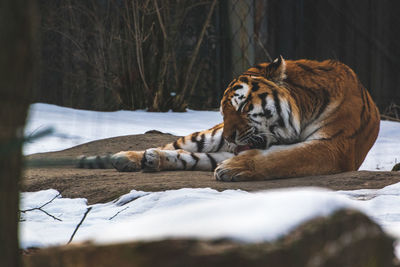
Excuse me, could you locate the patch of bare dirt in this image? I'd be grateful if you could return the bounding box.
[23,132,400,204]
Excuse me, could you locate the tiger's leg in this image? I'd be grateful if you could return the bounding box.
[140,149,234,172]
[215,139,351,181]
[111,123,233,172]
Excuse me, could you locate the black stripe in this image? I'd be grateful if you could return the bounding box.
[253,78,270,86]
[365,90,371,111]
[190,153,199,170]
[303,127,322,141]
[232,85,243,91]
[272,89,285,127]
[238,94,252,113]
[248,103,254,111]
[314,89,330,121]
[216,136,225,151]
[277,117,285,127]
[181,159,187,169]
[211,124,223,136]
[348,118,368,139]
[198,134,205,152]
[297,63,317,74]
[251,82,260,92]
[191,132,199,142]
[211,127,219,136]
[318,129,344,141]
[360,90,366,112]
[285,77,318,100]
[173,140,180,149]
[239,76,249,83]
[303,120,337,141]
[177,153,187,169]
[255,64,264,70]
[206,153,217,171]
[258,92,271,119]
[360,83,370,113]
[287,102,296,133]
[258,92,268,101]
[178,154,187,170]
[248,117,262,125]
[141,151,147,169]
[227,79,237,88]
[191,132,200,151]
[243,71,261,76]
[316,66,333,72]
[238,102,245,112]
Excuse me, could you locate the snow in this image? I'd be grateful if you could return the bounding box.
[21,103,400,257]
[20,188,355,248]
[359,120,400,171]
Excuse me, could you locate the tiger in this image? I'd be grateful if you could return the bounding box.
[80,56,380,182]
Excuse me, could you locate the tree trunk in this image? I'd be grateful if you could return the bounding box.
[0,0,36,266]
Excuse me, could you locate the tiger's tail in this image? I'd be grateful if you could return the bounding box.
[76,154,114,169]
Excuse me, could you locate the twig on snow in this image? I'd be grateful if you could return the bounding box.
[109,206,129,220]
[20,192,62,221]
[67,207,92,244]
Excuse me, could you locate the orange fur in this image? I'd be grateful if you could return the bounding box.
[216,58,380,181]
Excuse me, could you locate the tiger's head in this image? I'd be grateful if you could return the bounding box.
[221,56,300,153]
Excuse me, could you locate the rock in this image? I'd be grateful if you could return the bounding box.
[23,209,398,267]
[393,163,400,171]
[144,130,166,134]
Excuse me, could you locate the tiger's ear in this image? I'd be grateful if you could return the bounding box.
[264,55,286,83]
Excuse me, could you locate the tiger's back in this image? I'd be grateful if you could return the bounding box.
[285,59,379,170]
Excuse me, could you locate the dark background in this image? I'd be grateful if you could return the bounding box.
[32,0,400,117]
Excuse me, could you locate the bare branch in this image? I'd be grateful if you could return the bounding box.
[108,206,129,220]
[132,1,151,95]
[181,0,218,99]
[67,207,92,244]
[381,114,400,122]
[20,193,62,221]
[153,0,167,39]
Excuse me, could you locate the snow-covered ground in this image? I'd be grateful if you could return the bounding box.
[21,103,400,258]
[19,185,400,258]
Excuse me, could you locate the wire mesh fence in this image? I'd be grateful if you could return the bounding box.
[32,0,400,115]
[225,0,400,116]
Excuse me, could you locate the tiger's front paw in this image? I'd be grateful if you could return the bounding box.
[214,158,254,182]
[111,151,144,172]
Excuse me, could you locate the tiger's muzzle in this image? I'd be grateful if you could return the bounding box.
[222,101,268,153]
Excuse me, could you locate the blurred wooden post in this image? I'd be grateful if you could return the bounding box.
[228,0,255,76]
[0,0,36,266]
